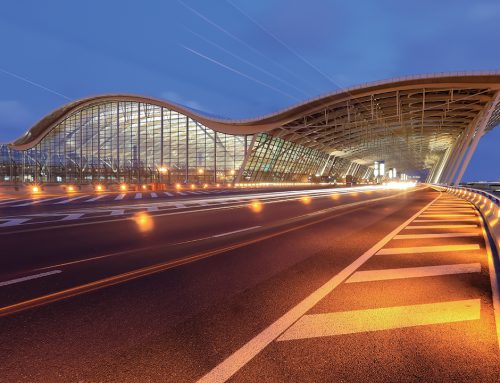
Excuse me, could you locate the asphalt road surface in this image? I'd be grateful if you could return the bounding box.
[0,185,499,382]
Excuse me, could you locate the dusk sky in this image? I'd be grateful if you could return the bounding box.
[0,0,499,180]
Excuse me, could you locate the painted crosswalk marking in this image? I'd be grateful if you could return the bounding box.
[54,195,89,204]
[346,263,481,283]
[394,232,480,239]
[377,244,479,255]
[420,214,476,218]
[277,299,481,341]
[414,218,478,223]
[134,193,142,199]
[0,218,30,227]
[164,192,174,197]
[61,213,85,221]
[115,193,126,200]
[150,192,158,198]
[13,196,66,207]
[85,195,106,202]
[405,224,478,229]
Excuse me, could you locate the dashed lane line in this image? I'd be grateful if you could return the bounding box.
[0,270,62,287]
[345,263,481,283]
[151,192,158,198]
[115,193,126,200]
[277,299,481,341]
[212,226,261,238]
[134,193,142,199]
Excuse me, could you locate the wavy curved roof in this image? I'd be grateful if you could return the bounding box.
[9,71,500,171]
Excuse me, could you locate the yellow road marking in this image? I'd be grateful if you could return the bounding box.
[277,299,481,340]
[346,263,481,283]
[377,244,479,255]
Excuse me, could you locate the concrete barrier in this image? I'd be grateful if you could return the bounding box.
[433,185,500,255]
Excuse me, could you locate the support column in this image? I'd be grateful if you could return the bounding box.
[443,119,476,184]
[431,146,452,183]
[235,134,257,184]
[454,91,500,185]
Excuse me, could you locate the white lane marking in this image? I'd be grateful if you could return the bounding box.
[0,270,62,287]
[425,209,475,213]
[198,202,208,206]
[212,226,261,238]
[12,196,66,207]
[277,299,481,341]
[61,213,84,221]
[346,263,481,283]
[394,232,480,239]
[177,192,187,196]
[0,218,30,227]
[431,202,472,205]
[134,193,142,199]
[147,206,159,212]
[85,195,106,202]
[115,193,126,200]
[377,244,480,255]
[405,224,478,229]
[420,214,476,218]
[150,192,158,198]
[414,218,478,223]
[196,194,440,383]
[307,210,324,217]
[0,198,15,205]
[164,192,174,197]
[54,195,89,204]
[175,203,186,208]
[110,209,125,216]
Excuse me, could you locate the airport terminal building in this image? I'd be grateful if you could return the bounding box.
[1,72,500,186]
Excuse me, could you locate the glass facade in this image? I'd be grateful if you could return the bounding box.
[241,133,371,182]
[0,100,371,186]
[0,101,249,185]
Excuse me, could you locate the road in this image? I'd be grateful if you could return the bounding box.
[0,185,499,382]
